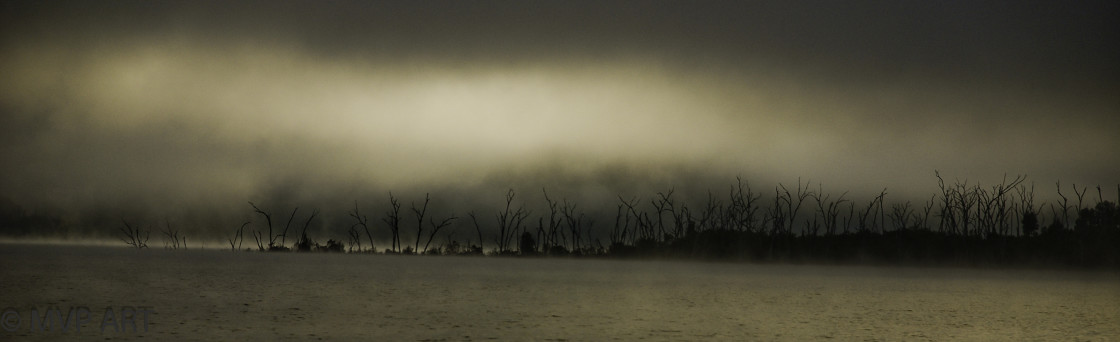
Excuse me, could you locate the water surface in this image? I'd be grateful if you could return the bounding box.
[1,244,1117,341]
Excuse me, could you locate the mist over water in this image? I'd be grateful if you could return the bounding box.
[4,3,1120,341]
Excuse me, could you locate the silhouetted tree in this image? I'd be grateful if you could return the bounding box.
[348,201,375,252]
[249,202,274,251]
[410,193,431,254]
[468,211,485,254]
[160,218,186,250]
[492,189,530,254]
[561,199,586,253]
[814,189,848,236]
[422,214,456,254]
[294,209,318,252]
[542,189,563,253]
[280,207,299,249]
[119,219,149,249]
[228,221,249,251]
[382,192,403,253]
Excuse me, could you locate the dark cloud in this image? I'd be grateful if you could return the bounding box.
[1,1,1117,243]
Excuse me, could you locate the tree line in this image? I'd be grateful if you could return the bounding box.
[116,172,1119,267]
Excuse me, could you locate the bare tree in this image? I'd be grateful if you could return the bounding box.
[119,219,149,249]
[229,221,249,251]
[1073,183,1088,211]
[160,218,186,250]
[768,188,787,236]
[890,202,914,231]
[616,196,638,244]
[619,195,653,242]
[777,179,814,235]
[843,201,855,234]
[935,171,958,234]
[348,201,376,252]
[280,207,299,248]
[953,182,976,236]
[651,188,674,238]
[542,189,563,252]
[1016,183,1040,236]
[561,199,585,252]
[382,192,403,253]
[611,203,629,246]
[295,209,319,252]
[918,195,935,231]
[346,226,361,252]
[730,177,762,233]
[249,202,275,250]
[813,188,848,236]
[467,211,485,253]
[1056,181,1071,229]
[252,230,266,251]
[490,189,530,254]
[423,215,457,254]
[411,193,431,254]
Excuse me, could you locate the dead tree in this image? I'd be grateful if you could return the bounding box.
[160,218,185,249]
[252,230,265,251]
[491,189,530,253]
[918,195,935,231]
[422,215,457,254]
[874,189,887,233]
[611,203,629,246]
[410,193,431,254]
[349,201,375,252]
[229,221,249,251]
[890,202,914,231]
[561,199,585,252]
[813,189,848,236]
[1016,183,1040,236]
[771,187,789,235]
[651,188,674,238]
[843,202,855,234]
[542,189,563,252]
[697,191,720,233]
[854,190,886,234]
[1073,184,1088,211]
[467,211,485,253]
[119,219,149,249]
[935,171,958,234]
[1056,181,1071,229]
[971,175,1026,237]
[952,182,976,236]
[295,209,319,252]
[730,177,762,232]
[777,179,814,235]
[280,207,299,248]
[856,198,874,234]
[382,192,403,253]
[248,202,275,249]
[619,195,652,242]
[347,226,361,252]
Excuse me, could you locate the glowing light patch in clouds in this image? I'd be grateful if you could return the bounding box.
[1,1,1117,240]
[5,41,780,189]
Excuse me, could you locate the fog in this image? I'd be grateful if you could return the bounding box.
[1,1,1117,242]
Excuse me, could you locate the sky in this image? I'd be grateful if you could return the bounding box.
[1,1,1118,243]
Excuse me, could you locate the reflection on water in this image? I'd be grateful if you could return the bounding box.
[2,244,1118,341]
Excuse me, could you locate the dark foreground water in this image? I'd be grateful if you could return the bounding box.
[1,243,1117,341]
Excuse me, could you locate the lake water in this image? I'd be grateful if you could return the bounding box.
[1,244,1117,341]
